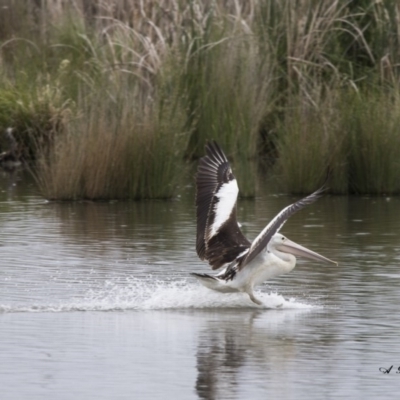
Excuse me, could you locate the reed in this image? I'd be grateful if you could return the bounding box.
[273,100,335,194]
[273,88,400,195]
[2,0,400,198]
[35,73,188,200]
[273,91,344,193]
[181,34,272,196]
[345,91,400,195]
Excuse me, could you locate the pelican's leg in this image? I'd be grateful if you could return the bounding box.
[248,292,263,306]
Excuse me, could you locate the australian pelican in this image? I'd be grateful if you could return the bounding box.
[192,141,337,305]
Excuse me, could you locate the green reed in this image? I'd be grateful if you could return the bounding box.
[273,89,400,195]
[2,0,400,198]
[35,75,189,200]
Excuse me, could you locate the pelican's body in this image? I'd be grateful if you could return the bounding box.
[192,141,336,305]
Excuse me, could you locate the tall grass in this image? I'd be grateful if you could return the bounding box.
[180,17,273,196]
[2,0,400,198]
[255,0,400,194]
[273,95,345,194]
[274,89,400,195]
[346,92,400,194]
[35,73,188,200]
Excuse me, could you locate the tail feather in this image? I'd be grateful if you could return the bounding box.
[190,272,237,293]
[190,272,216,279]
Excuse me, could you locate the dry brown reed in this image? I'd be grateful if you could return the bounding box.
[35,76,188,200]
[3,0,400,197]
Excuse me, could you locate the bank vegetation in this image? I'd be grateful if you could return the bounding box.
[0,0,400,198]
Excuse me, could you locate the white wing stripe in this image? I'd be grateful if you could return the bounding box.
[209,179,239,238]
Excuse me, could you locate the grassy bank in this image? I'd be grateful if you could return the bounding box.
[1,0,400,198]
[35,77,187,200]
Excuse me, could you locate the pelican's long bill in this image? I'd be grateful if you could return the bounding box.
[276,238,337,265]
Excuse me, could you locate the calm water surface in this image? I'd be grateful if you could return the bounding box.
[1,172,400,399]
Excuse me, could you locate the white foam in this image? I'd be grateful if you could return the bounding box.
[0,278,320,313]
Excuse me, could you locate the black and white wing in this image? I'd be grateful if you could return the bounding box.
[196,141,251,270]
[239,186,326,268]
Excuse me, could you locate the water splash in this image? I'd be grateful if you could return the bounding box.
[0,277,320,313]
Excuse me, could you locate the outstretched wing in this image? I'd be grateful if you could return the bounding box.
[196,141,251,270]
[239,186,326,268]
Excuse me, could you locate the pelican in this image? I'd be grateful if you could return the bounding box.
[191,141,337,305]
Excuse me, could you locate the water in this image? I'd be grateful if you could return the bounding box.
[1,172,400,399]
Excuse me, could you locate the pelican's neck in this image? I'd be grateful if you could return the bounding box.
[270,248,296,273]
[245,248,297,288]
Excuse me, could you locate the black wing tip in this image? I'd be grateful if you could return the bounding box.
[205,140,227,163]
[312,167,332,196]
[294,185,326,209]
[312,184,327,197]
[205,139,220,152]
[308,181,331,201]
[294,167,333,199]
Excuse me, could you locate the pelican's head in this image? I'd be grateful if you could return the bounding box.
[270,233,337,265]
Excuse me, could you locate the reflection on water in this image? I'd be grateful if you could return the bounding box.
[1,173,400,399]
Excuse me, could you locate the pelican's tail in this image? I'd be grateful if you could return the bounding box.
[190,273,237,293]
